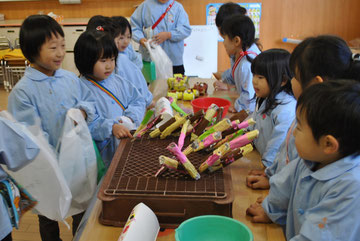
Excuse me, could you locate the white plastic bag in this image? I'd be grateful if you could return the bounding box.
[145,41,173,100]
[0,111,72,221]
[57,108,97,217]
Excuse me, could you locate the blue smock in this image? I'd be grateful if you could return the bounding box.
[249,92,296,167]
[0,117,39,240]
[130,0,192,66]
[233,43,261,113]
[263,155,360,240]
[123,44,143,70]
[116,53,153,107]
[80,73,146,165]
[265,119,300,177]
[7,67,100,148]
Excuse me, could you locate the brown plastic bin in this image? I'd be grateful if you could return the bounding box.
[98,134,234,229]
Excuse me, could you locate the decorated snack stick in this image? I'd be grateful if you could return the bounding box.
[228,129,259,150]
[229,109,249,122]
[178,119,190,150]
[236,118,256,130]
[231,120,240,129]
[216,107,224,123]
[199,143,230,173]
[167,142,200,180]
[192,131,222,152]
[160,114,189,139]
[183,131,222,156]
[133,109,154,136]
[191,104,218,141]
[197,118,232,141]
[149,115,177,138]
[168,97,187,116]
[135,113,163,138]
[213,129,245,149]
[208,144,253,173]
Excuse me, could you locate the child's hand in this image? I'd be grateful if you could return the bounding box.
[213,80,229,91]
[153,32,171,44]
[140,38,148,47]
[228,106,237,113]
[256,195,265,204]
[213,71,223,80]
[248,169,266,176]
[246,175,270,189]
[246,202,272,223]
[112,124,132,139]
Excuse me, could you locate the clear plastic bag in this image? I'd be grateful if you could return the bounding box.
[145,41,173,100]
[0,111,72,221]
[56,108,97,217]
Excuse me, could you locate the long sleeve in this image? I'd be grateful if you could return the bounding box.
[130,2,146,43]
[234,61,255,112]
[262,159,298,225]
[169,4,191,42]
[222,68,235,85]
[0,117,39,172]
[125,45,143,70]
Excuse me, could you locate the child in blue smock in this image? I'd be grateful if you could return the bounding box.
[111,16,153,107]
[7,15,115,241]
[247,80,360,241]
[246,49,296,169]
[130,0,192,75]
[213,2,246,88]
[246,35,360,190]
[0,117,39,241]
[219,14,261,113]
[112,16,143,70]
[74,30,146,166]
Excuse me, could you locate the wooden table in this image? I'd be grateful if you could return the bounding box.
[75,79,285,241]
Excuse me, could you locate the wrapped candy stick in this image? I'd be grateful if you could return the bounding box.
[149,115,177,138]
[236,118,256,130]
[135,113,163,138]
[191,104,218,141]
[199,143,230,173]
[197,118,232,141]
[168,97,187,116]
[160,114,189,139]
[208,144,253,173]
[213,129,245,149]
[167,142,200,180]
[133,109,154,136]
[178,119,190,150]
[182,131,222,155]
[199,130,259,172]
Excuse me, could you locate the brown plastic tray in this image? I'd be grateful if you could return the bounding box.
[98,134,234,228]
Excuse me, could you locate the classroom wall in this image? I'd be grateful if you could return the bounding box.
[1,0,359,71]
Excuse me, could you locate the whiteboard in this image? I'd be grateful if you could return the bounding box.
[183,25,218,78]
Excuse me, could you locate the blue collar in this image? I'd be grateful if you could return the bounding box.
[24,67,64,81]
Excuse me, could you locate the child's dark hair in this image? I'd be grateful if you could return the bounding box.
[297,79,360,157]
[74,30,118,76]
[111,16,132,38]
[290,35,360,89]
[20,15,64,63]
[251,48,293,114]
[215,2,247,28]
[87,15,115,38]
[221,14,256,62]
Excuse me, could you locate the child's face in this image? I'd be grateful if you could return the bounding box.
[252,74,270,98]
[92,56,116,81]
[33,33,65,76]
[223,35,240,57]
[114,28,131,52]
[293,109,323,162]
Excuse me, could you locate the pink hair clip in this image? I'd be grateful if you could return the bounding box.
[96,26,104,31]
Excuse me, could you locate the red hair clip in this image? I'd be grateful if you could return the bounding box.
[96,26,104,31]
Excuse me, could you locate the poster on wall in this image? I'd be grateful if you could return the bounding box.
[206,3,261,41]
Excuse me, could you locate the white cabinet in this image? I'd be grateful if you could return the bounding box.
[62,25,86,75]
[0,26,20,48]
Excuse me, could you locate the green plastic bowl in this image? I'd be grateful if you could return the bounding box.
[175,215,253,241]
